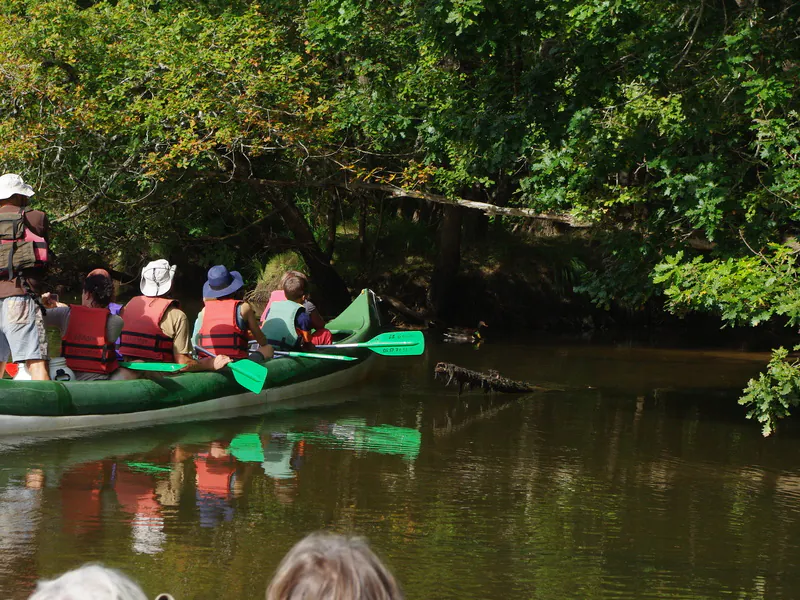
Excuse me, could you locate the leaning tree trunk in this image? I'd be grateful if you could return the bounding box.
[325,191,338,262]
[428,204,462,317]
[251,182,351,314]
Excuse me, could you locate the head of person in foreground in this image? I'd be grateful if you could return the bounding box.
[266,532,403,600]
[28,563,149,600]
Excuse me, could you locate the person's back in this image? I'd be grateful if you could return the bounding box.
[0,173,52,380]
[266,532,403,600]
[195,265,273,362]
[263,276,332,349]
[120,294,181,362]
[260,270,326,331]
[42,270,124,381]
[121,260,233,374]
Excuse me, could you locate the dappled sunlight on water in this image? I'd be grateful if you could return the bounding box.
[0,339,798,598]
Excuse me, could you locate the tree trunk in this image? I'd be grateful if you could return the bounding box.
[325,192,338,261]
[428,204,462,317]
[251,182,351,314]
[359,194,368,265]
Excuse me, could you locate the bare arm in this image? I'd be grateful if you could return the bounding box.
[240,302,273,359]
[174,351,230,372]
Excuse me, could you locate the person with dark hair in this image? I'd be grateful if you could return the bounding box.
[263,276,332,350]
[0,173,52,381]
[260,270,327,333]
[41,269,129,381]
[266,532,403,600]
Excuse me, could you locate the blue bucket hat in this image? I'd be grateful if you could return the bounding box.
[203,265,244,299]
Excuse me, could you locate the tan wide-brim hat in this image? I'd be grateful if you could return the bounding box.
[140,259,176,297]
[0,174,34,200]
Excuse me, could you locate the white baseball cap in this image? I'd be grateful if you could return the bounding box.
[0,174,35,201]
[140,259,176,297]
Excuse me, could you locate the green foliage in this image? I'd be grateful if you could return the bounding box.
[249,251,308,304]
[740,347,800,437]
[2,0,800,428]
[653,246,800,327]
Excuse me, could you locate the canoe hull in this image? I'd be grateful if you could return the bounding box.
[0,289,382,436]
[0,355,374,436]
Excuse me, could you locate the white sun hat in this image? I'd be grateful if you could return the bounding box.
[0,174,35,201]
[140,259,177,297]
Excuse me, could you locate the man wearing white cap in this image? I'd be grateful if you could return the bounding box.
[0,173,51,380]
[119,259,230,372]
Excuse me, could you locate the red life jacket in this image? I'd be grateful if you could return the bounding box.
[0,208,49,279]
[61,305,118,374]
[197,299,249,359]
[119,296,178,361]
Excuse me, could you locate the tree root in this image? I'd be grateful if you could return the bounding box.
[433,362,547,394]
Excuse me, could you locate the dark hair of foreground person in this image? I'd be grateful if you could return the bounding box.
[266,532,403,600]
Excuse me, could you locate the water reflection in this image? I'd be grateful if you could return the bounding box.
[2,342,800,599]
[0,411,424,597]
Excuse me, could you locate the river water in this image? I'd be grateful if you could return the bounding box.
[1,338,799,599]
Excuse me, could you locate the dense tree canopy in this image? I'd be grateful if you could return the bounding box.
[1,0,799,432]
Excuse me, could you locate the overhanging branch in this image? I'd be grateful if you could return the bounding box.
[53,156,136,224]
[342,182,591,228]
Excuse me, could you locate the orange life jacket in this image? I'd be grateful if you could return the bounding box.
[197,299,249,359]
[61,305,118,374]
[0,208,49,279]
[119,296,178,361]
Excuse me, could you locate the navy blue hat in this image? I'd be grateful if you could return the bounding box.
[203,265,244,299]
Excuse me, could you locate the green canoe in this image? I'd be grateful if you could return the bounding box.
[0,289,382,437]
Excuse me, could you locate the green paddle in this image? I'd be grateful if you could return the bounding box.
[315,330,425,356]
[274,350,357,361]
[119,361,185,372]
[194,345,268,394]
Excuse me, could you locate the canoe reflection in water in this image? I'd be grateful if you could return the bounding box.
[0,416,423,573]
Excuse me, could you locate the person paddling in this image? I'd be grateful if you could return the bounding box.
[194,265,274,362]
[41,269,130,381]
[0,174,52,381]
[119,259,230,373]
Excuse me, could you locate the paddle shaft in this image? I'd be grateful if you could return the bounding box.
[315,341,418,349]
[274,350,356,361]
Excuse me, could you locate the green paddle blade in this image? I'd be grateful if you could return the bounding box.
[274,351,357,361]
[194,345,269,394]
[228,360,268,394]
[316,330,425,356]
[119,361,185,372]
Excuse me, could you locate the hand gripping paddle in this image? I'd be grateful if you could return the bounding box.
[194,346,268,394]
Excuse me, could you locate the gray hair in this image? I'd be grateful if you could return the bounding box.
[28,564,148,600]
[266,532,403,600]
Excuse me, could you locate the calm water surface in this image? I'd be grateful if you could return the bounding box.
[2,339,800,599]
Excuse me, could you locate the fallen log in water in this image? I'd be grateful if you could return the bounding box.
[433,362,549,394]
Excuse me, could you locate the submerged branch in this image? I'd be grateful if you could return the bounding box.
[433,361,552,394]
